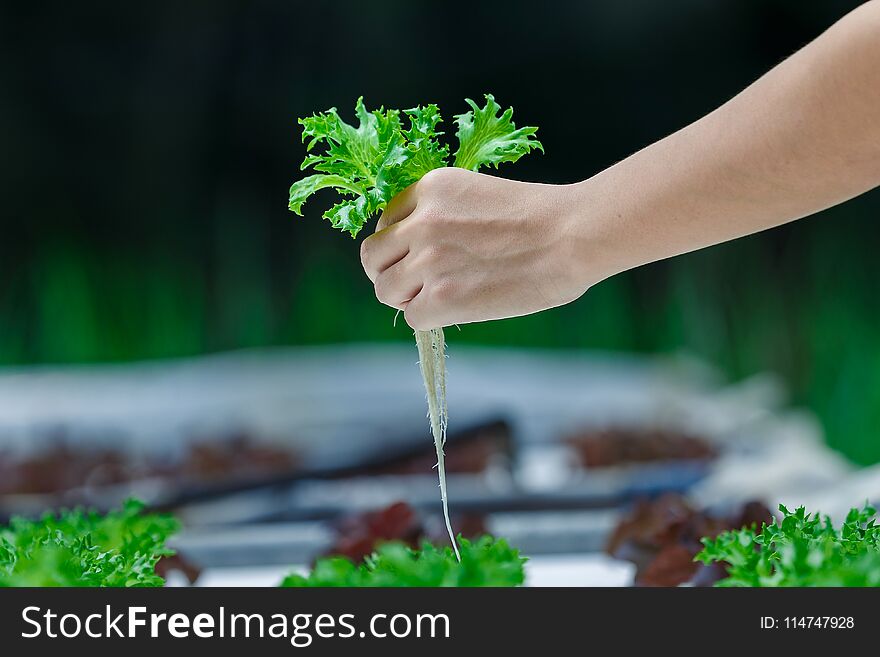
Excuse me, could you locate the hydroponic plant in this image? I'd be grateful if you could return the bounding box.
[696,503,880,587]
[0,499,179,587]
[280,535,526,587]
[288,94,542,558]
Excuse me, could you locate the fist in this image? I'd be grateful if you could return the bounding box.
[359,167,591,330]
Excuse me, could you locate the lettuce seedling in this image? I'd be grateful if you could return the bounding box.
[0,499,179,587]
[696,503,880,586]
[289,94,541,237]
[280,535,526,587]
[289,95,542,559]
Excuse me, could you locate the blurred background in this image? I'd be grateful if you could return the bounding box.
[1,0,878,585]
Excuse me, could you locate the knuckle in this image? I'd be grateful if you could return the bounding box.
[416,205,444,232]
[430,277,457,303]
[418,167,459,195]
[418,244,443,268]
[359,237,373,266]
[404,306,428,331]
[374,275,393,305]
[419,167,446,189]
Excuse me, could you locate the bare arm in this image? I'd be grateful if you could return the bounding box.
[361,1,880,330]
[576,0,880,281]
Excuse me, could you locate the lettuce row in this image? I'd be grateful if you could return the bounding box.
[696,503,880,587]
[280,535,526,587]
[0,499,179,587]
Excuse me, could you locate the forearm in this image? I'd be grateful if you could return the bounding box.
[359,3,880,329]
[570,1,880,282]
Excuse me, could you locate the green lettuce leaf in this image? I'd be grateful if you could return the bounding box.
[280,535,526,587]
[290,98,444,237]
[0,499,179,587]
[453,93,543,171]
[696,503,880,587]
[289,95,541,237]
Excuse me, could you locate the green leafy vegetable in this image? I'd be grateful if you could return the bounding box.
[696,503,880,587]
[289,94,541,237]
[280,536,526,587]
[453,95,543,170]
[288,94,542,562]
[0,499,179,587]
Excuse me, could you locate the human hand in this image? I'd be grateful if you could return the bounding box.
[359,167,595,330]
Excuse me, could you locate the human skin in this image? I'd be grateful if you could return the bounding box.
[359,1,880,331]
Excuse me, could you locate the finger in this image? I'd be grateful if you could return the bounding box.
[360,222,409,283]
[376,181,419,232]
[374,256,423,310]
[403,287,442,331]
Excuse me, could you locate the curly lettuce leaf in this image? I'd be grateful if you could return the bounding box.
[399,104,449,179]
[0,499,179,587]
[290,99,446,237]
[696,503,880,587]
[289,95,541,237]
[452,93,543,171]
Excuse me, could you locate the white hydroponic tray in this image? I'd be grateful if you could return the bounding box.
[0,344,784,460]
[0,344,855,516]
[186,554,635,588]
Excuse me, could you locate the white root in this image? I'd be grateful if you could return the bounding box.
[414,327,460,561]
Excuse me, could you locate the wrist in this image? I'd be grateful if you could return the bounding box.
[556,176,635,290]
